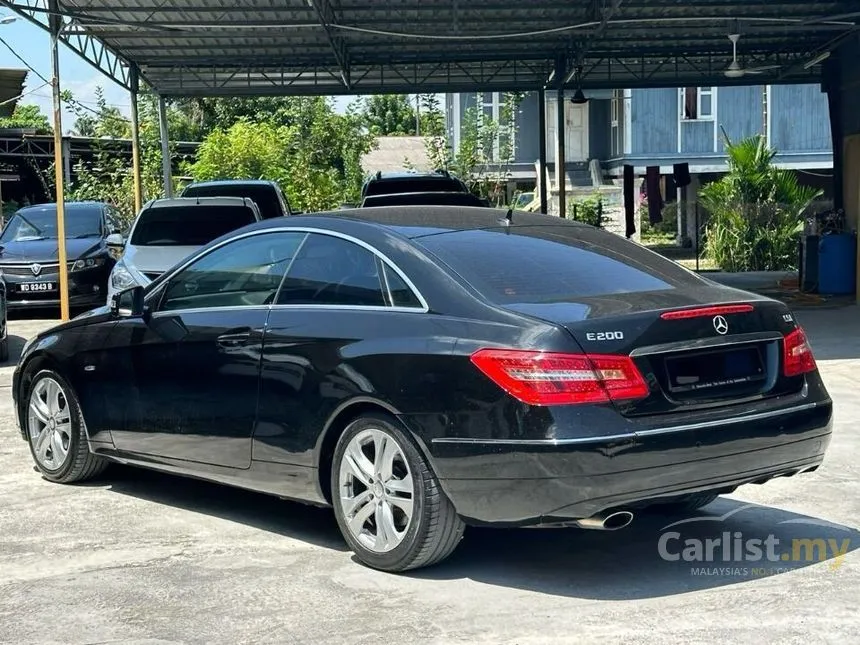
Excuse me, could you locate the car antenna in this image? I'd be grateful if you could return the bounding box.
[498,207,513,232]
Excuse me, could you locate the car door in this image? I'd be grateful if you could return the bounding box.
[107,230,307,468]
[254,231,427,474]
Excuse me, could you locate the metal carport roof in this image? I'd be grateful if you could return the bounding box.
[3,0,860,96]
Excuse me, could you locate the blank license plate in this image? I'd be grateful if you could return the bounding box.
[20,282,55,292]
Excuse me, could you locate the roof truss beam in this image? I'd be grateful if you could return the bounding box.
[307,0,351,90]
[2,0,132,90]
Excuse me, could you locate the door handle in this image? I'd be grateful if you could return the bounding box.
[216,328,252,348]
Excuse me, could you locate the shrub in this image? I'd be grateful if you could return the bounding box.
[699,135,821,272]
[568,194,608,227]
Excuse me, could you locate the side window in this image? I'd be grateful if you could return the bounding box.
[160,231,306,312]
[104,207,120,234]
[277,233,386,307]
[382,264,423,309]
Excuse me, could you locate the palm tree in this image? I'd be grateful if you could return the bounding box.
[699,134,822,272]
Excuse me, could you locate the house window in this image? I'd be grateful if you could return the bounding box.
[475,91,515,162]
[681,87,714,120]
[611,89,624,156]
[611,90,621,126]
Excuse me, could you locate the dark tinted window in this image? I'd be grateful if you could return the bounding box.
[383,264,422,308]
[130,205,258,246]
[160,232,305,311]
[182,184,287,219]
[0,204,102,242]
[277,233,385,307]
[364,177,465,197]
[362,192,484,208]
[416,226,697,303]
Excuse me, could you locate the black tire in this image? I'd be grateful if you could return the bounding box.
[24,369,108,484]
[0,336,8,363]
[331,413,465,572]
[650,492,720,513]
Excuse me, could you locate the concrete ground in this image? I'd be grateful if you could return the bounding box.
[0,309,858,645]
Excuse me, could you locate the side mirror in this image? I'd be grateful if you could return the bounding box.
[111,285,145,318]
[106,233,125,260]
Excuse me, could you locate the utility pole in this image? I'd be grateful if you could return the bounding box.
[49,0,70,321]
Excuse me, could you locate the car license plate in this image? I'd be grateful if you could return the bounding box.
[20,282,55,293]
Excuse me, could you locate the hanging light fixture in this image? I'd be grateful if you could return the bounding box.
[570,66,589,104]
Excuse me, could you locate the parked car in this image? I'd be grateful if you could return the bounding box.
[0,201,120,313]
[0,277,8,362]
[360,191,486,208]
[360,170,470,200]
[105,197,262,304]
[14,206,832,573]
[179,179,293,219]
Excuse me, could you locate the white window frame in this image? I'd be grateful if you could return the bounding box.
[610,89,624,156]
[476,91,515,162]
[680,86,715,121]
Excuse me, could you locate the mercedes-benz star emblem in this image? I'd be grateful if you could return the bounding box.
[713,315,729,335]
[30,263,42,276]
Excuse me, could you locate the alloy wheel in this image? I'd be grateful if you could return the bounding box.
[28,377,72,471]
[337,428,415,553]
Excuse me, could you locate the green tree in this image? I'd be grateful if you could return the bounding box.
[71,87,130,138]
[184,99,373,213]
[360,95,417,136]
[66,92,174,227]
[423,92,523,205]
[700,134,822,271]
[0,103,52,133]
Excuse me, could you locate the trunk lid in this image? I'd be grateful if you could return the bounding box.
[504,285,801,416]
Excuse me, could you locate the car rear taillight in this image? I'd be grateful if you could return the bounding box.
[469,349,649,406]
[660,304,754,320]
[783,327,816,377]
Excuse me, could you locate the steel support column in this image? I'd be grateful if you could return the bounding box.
[555,58,566,218]
[538,89,548,214]
[48,0,70,321]
[130,67,143,214]
[157,95,172,198]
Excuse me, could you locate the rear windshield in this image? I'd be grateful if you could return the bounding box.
[130,205,257,246]
[362,192,484,207]
[415,225,700,303]
[182,184,286,218]
[364,177,464,197]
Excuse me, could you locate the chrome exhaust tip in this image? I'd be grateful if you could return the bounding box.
[573,510,634,531]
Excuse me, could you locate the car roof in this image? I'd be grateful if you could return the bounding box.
[144,196,256,210]
[360,191,486,207]
[254,205,589,238]
[365,170,458,182]
[16,201,106,213]
[183,179,277,188]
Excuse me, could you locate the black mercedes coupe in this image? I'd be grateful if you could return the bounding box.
[12,206,833,572]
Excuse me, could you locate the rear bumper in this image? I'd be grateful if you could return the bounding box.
[424,400,833,526]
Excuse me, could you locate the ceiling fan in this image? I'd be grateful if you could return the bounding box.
[724,33,781,78]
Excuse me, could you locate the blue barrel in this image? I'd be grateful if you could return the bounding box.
[817,233,857,295]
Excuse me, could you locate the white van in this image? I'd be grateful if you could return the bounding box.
[106,196,262,304]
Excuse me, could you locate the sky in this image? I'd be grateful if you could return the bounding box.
[0,12,357,134]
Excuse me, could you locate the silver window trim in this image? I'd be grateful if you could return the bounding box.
[147,226,429,315]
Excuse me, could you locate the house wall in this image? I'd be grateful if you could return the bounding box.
[515,92,541,163]
[630,88,677,155]
[719,85,764,144]
[588,99,612,161]
[627,84,829,158]
[770,84,831,152]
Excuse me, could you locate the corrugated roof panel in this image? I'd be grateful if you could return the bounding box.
[5,0,856,95]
